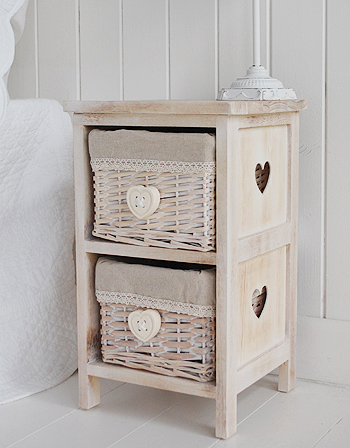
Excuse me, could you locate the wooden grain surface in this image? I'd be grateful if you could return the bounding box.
[64,99,307,115]
[85,239,216,265]
[74,123,101,409]
[215,115,239,438]
[237,247,286,367]
[87,361,216,399]
[237,125,288,238]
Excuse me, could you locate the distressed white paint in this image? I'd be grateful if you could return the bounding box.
[123,0,168,101]
[6,0,350,384]
[169,0,216,100]
[37,0,78,102]
[80,0,122,101]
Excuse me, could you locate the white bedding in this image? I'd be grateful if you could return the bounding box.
[0,99,77,404]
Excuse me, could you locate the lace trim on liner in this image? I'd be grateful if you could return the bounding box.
[91,158,216,175]
[96,290,215,318]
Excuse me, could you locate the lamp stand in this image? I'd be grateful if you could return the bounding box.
[218,0,296,101]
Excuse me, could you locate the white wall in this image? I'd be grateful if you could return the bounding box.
[8,0,350,385]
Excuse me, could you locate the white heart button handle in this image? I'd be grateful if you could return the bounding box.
[128,309,162,342]
[126,185,160,219]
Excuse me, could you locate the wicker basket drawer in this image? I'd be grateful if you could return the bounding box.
[96,257,216,382]
[89,129,216,252]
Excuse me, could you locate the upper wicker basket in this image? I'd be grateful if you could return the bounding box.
[89,129,216,251]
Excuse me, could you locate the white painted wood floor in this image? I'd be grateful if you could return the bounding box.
[1,372,349,448]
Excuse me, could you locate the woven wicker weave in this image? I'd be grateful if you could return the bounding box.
[99,302,216,382]
[92,169,215,251]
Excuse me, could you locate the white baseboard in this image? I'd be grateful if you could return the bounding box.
[295,315,350,387]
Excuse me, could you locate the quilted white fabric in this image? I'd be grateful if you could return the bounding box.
[0,99,77,404]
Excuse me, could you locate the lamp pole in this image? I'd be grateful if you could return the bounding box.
[253,0,261,67]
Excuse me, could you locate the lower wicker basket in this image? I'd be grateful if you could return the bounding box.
[98,301,216,383]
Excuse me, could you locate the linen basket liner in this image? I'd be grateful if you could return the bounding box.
[95,257,216,317]
[88,128,216,165]
[96,291,215,318]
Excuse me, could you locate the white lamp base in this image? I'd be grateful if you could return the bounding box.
[217,65,297,101]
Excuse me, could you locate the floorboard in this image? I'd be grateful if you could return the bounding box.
[217,381,350,448]
[0,374,122,448]
[313,415,350,448]
[1,373,349,448]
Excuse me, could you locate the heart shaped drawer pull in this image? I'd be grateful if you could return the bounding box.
[128,309,162,342]
[126,185,160,219]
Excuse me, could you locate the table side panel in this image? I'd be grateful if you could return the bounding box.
[237,124,289,238]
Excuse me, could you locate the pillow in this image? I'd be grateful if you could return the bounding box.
[0,0,29,126]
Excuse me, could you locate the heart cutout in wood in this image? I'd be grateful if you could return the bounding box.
[252,286,267,318]
[128,309,162,342]
[255,162,270,194]
[126,185,160,220]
